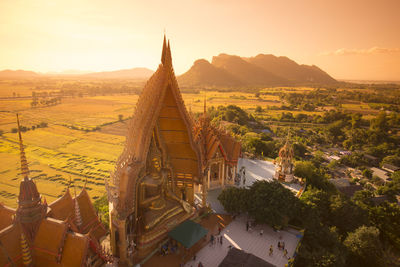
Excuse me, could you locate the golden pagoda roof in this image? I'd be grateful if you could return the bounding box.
[110,36,201,214]
[193,112,241,167]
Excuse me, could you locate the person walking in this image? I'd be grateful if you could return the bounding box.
[283,249,288,258]
[269,245,273,256]
[220,235,223,245]
[260,229,263,236]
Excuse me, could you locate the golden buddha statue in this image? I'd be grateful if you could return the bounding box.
[138,138,191,231]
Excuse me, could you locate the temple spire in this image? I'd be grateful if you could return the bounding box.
[20,232,33,266]
[165,39,172,67]
[17,114,29,180]
[161,34,167,64]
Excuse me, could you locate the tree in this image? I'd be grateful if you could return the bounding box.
[325,120,345,144]
[255,106,262,113]
[217,186,248,215]
[93,194,109,229]
[381,155,400,167]
[300,187,331,223]
[118,114,124,121]
[344,226,383,267]
[329,194,369,236]
[218,180,301,228]
[293,143,307,159]
[295,224,347,267]
[246,180,301,227]
[362,169,372,179]
[294,161,334,191]
[369,202,400,250]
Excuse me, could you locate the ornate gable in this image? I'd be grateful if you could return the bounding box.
[108,36,201,215]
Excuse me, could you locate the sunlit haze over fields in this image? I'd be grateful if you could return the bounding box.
[1,0,399,80]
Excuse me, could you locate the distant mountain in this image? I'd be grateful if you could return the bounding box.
[245,54,336,84]
[81,68,154,79]
[178,53,337,88]
[212,54,286,86]
[0,70,40,79]
[178,59,244,87]
[0,68,154,80]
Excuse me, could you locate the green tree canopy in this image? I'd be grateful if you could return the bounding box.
[344,226,383,267]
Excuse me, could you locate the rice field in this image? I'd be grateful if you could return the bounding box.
[0,83,379,208]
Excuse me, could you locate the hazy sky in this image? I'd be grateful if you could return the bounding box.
[1,0,399,80]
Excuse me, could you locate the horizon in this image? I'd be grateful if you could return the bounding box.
[1,0,399,80]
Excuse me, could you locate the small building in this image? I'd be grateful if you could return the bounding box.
[329,178,363,198]
[382,163,400,173]
[193,101,241,190]
[371,167,391,184]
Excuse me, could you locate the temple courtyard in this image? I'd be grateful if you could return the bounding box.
[187,158,303,267]
[184,214,302,267]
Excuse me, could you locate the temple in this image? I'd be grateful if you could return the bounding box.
[0,115,107,267]
[274,134,295,182]
[106,35,203,265]
[106,36,242,265]
[192,99,241,191]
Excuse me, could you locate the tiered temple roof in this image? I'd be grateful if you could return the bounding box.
[108,35,202,215]
[0,115,107,267]
[193,100,241,169]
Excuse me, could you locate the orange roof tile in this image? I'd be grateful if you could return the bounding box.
[48,188,74,221]
[75,189,107,241]
[0,204,15,231]
[0,224,23,267]
[60,232,89,267]
[33,218,68,263]
[219,133,241,164]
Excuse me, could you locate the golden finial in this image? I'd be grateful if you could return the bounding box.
[161,34,167,64]
[16,114,29,180]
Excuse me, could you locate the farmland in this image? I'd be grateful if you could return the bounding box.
[0,79,386,207]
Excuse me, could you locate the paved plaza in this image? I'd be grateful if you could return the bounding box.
[238,158,302,194]
[189,158,303,267]
[184,214,302,267]
[237,158,275,186]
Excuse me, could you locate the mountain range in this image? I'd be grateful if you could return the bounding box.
[0,68,154,79]
[178,53,337,87]
[0,53,337,87]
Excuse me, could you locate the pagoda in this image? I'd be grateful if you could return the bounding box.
[0,115,108,267]
[106,36,203,265]
[274,134,295,182]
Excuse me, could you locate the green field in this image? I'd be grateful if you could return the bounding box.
[0,82,381,208]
